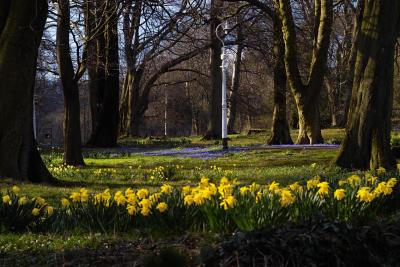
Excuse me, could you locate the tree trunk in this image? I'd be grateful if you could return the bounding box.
[56,0,85,166]
[0,0,55,182]
[87,0,120,147]
[336,0,399,170]
[268,14,293,145]
[227,27,243,135]
[342,1,364,127]
[278,0,332,144]
[294,92,324,144]
[325,79,338,127]
[204,0,222,139]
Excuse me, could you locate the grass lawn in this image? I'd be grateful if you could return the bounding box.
[1,128,400,266]
[0,129,345,204]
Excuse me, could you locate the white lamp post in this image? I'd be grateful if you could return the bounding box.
[217,21,229,149]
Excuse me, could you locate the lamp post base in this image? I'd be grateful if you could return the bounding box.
[222,138,228,149]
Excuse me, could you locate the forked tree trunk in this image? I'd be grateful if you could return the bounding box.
[268,14,293,145]
[294,92,324,144]
[0,0,55,182]
[336,0,399,170]
[278,0,332,144]
[56,0,85,165]
[204,0,222,139]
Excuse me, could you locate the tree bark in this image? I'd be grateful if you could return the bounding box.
[204,0,222,139]
[227,27,243,134]
[56,0,85,165]
[342,1,364,126]
[87,0,120,147]
[278,0,333,144]
[336,0,399,170]
[268,12,293,145]
[0,0,55,182]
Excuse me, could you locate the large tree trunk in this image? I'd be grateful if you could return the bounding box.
[0,0,55,182]
[204,0,222,139]
[268,13,293,145]
[336,0,399,170]
[56,0,85,166]
[87,0,120,147]
[278,0,332,144]
[342,1,364,127]
[227,27,243,135]
[119,0,143,137]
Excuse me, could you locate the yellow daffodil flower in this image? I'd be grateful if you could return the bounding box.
[156,202,168,213]
[334,189,345,200]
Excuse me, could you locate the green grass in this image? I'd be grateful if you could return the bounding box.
[0,128,372,256]
[1,129,346,205]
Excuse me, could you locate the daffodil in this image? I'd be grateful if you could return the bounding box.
[114,191,127,206]
[220,177,229,186]
[193,194,206,205]
[141,207,151,216]
[127,204,139,215]
[125,188,135,196]
[12,186,20,194]
[32,208,40,216]
[376,167,386,175]
[347,175,361,186]
[220,195,237,210]
[46,206,54,216]
[280,189,295,206]
[199,177,209,188]
[357,187,375,202]
[184,195,194,206]
[182,186,191,196]
[70,192,81,202]
[139,198,152,209]
[80,188,89,202]
[2,195,11,205]
[149,193,161,204]
[317,182,330,196]
[387,178,397,188]
[137,188,149,199]
[249,182,260,192]
[289,182,302,192]
[160,184,173,194]
[156,202,168,213]
[268,181,280,193]
[239,186,250,195]
[61,198,70,208]
[334,189,345,200]
[374,182,393,196]
[307,177,320,189]
[18,196,28,205]
[255,191,263,203]
[35,197,46,206]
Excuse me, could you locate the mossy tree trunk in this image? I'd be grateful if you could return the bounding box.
[56,0,85,165]
[278,0,333,144]
[336,0,400,170]
[268,11,293,145]
[0,0,55,182]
